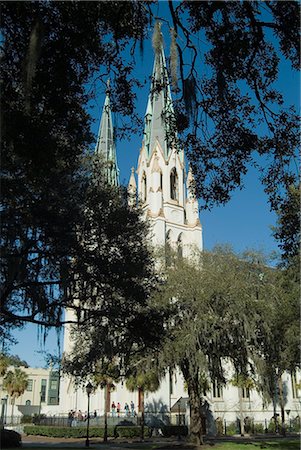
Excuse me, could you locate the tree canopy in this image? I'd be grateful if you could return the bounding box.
[152,247,299,445]
[0,1,150,334]
[1,1,299,335]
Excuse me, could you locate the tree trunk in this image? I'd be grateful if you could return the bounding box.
[103,384,108,442]
[138,388,145,441]
[11,398,14,425]
[278,376,286,436]
[188,386,204,446]
[238,388,245,436]
[181,359,204,446]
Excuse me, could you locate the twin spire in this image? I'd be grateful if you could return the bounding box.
[95,30,182,186]
[95,80,119,186]
[143,39,182,162]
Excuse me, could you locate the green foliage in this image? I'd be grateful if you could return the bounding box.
[23,425,148,439]
[3,368,28,400]
[0,1,149,335]
[23,426,115,438]
[126,371,160,393]
[252,423,265,434]
[225,422,238,436]
[20,415,34,424]
[115,426,151,438]
[272,183,300,265]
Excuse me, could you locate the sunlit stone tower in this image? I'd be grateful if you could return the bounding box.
[128,43,202,256]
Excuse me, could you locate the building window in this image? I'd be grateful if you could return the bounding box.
[170,168,178,201]
[26,380,33,392]
[25,400,31,406]
[292,374,300,398]
[212,380,223,399]
[41,379,47,402]
[50,380,58,390]
[141,172,147,203]
[165,230,172,266]
[49,397,58,405]
[177,234,183,258]
[242,387,250,399]
[160,171,163,191]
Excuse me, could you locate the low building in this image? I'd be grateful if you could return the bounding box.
[0,366,60,424]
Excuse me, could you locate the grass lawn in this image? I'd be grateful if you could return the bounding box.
[11,440,299,450]
[208,440,300,450]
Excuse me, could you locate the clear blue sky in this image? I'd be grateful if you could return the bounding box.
[11,7,300,368]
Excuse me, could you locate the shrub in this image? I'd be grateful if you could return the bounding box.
[215,418,224,436]
[290,418,301,432]
[225,421,238,436]
[23,425,115,438]
[21,415,33,424]
[161,425,188,437]
[252,423,264,434]
[115,425,151,438]
[1,429,22,448]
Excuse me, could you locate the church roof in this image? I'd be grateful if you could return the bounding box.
[95,82,119,186]
[143,40,183,163]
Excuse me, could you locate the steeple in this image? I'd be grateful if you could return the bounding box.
[95,80,119,186]
[143,31,183,163]
[127,167,137,208]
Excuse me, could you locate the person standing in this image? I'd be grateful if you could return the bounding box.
[130,401,135,417]
[111,401,116,417]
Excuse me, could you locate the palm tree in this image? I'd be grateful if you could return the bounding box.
[3,368,28,424]
[0,354,9,377]
[93,362,120,443]
[126,371,160,440]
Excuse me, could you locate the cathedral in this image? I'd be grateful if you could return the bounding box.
[57,42,300,432]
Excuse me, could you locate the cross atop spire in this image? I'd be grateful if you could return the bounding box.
[143,29,183,163]
[95,81,119,186]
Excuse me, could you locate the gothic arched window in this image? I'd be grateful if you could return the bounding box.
[142,172,147,203]
[25,400,31,406]
[166,230,172,266]
[177,233,183,259]
[170,168,178,201]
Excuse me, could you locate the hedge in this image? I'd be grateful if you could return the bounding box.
[24,426,115,438]
[23,425,151,439]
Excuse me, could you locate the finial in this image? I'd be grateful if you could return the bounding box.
[131,167,135,174]
[106,79,111,95]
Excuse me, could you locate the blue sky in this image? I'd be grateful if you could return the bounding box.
[11,7,300,368]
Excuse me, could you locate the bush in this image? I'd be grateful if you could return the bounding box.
[290,418,301,432]
[215,418,224,436]
[161,425,188,437]
[225,421,238,436]
[252,423,264,434]
[1,429,22,448]
[115,425,151,438]
[23,425,115,438]
[21,415,33,424]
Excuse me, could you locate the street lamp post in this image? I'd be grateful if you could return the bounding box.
[85,382,93,448]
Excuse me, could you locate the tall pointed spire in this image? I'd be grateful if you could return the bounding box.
[95,80,119,186]
[143,25,183,163]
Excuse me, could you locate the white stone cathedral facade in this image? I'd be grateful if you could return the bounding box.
[56,44,300,432]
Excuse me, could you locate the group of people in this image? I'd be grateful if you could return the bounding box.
[111,401,135,417]
[67,409,97,426]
